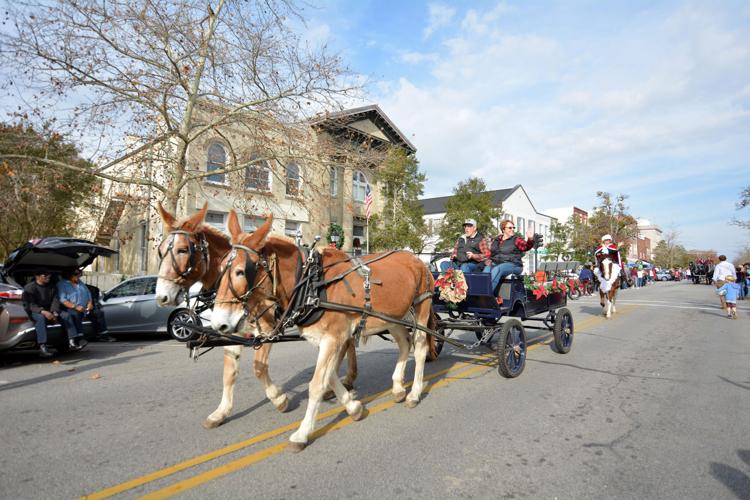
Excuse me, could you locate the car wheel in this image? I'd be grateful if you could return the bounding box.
[168,309,201,342]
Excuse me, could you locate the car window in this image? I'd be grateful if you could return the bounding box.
[108,279,149,298]
[143,278,157,295]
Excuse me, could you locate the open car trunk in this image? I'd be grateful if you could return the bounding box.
[1,237,117,286]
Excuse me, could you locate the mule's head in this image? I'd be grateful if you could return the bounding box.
[211,210,274,335]
[155,202,210,306]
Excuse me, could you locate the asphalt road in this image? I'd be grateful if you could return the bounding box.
[1,280,749,499]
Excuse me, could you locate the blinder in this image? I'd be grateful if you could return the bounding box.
[158,230,209,280]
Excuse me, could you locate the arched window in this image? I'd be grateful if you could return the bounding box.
[352,170,368,202]
[206,143,226,184]
[286,162,301,196]
[246,154,271,191]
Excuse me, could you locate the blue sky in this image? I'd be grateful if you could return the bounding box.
[303,0,750,259]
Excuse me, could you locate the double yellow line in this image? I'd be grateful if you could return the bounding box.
[83,309,629,499]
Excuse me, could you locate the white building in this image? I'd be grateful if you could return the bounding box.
[636,219,663,261]
[419,184,555,273]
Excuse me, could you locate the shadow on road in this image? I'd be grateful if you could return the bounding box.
[710,456,750,499]
[527,358,687,382]
[0,351,159,392]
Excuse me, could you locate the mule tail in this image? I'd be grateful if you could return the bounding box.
[427,311,439,360]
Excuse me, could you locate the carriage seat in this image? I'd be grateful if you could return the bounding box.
[497,274,521,301]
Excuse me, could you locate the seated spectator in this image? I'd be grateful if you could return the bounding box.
[441,219,489,273]
[484,220,535,292]
[21,270,60,357]
[86,284,116,342]
[56,269,91,350]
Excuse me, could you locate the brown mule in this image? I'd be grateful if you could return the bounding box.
[211,210,435,451]
[155,203,358,427]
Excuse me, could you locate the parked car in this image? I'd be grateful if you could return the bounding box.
[656,271,674,281]
[101,276,209,340]
[0,237,117,353]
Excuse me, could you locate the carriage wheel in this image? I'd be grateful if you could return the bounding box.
[553,308,574,354]
[426,327,448,362]
[497,319,526,378]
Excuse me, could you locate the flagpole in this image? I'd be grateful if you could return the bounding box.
[366,217,370,254]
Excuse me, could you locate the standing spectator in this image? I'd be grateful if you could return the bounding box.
[579,264,593,295]
[735,266,747,300]
[685,267,691,281]
[712,255,737,311]
[630,266,638,288]
[21,270,60,357]
[636,267,644,288]
[57,269,90,350]
[716,275,741,319]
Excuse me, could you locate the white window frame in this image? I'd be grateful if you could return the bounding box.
[284,220,301,238]
[517,217,525,234]
[205,211,227,231]
[206,143,227,185]
[243,215,265,233]
[330,166,339,197]
[285,163,302,197]
[352,170,368,202]
[245,156,271,192]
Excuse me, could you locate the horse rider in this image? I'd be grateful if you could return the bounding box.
[593,234,623,293]
[441,218,490,273]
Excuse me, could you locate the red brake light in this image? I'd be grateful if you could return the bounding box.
[0,290,23,300]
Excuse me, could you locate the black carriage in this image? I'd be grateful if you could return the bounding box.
[429,271,574,378]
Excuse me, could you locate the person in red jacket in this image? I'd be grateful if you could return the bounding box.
[593,234,623,293]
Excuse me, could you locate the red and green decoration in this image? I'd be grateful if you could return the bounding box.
[326,223,345,249]
[434,268,468,305]
[523,274,568,300]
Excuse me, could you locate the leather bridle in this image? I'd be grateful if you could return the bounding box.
[157,230,209,284]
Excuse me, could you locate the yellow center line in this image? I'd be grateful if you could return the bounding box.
[83,307,628,499]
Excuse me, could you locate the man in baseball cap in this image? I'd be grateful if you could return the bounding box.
[440,218,489,273]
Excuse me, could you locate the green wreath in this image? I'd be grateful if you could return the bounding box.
[327,223,345,249]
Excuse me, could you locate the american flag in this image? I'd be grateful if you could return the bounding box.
[364,183,373,220]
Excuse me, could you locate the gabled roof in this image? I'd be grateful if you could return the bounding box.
[311,104,417,154]
[419,186,518,215]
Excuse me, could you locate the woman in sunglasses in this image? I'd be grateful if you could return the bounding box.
[484,220,535,292]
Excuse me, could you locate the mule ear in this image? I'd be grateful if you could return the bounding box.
[247,213,273,248]
[227,209,243,241]
[184,202,208,231]
[157,201,177,232]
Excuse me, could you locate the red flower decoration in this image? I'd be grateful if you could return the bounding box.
[532,285,548,299]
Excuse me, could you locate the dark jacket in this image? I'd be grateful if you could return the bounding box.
[452,232,488,263]
[22,281,61,317]
[489,236,534,266]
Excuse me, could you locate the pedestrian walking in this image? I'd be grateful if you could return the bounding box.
[716,275,741,319]
[712,255,737,312]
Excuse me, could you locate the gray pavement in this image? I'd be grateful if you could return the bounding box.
[0,280,748,499]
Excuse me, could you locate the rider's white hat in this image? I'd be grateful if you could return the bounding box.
[601,234,613,242]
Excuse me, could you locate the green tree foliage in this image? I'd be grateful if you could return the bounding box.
[567,213,595,263]
[437,177,502,251]
[544,220,570,261]
[587,191,638,260]
[652,230,683,269]
[368,148,428,252]
[0,122,96,259]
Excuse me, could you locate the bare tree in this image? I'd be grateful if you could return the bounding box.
[0,0,362,212]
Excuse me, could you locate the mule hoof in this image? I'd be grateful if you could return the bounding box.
[202,418,224,429]
[275,396,289,413]
[287,441,307,453]
[322,390,336,401]
[393,390,407,403]
[405,399,419,409]
[349,401,365,421]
